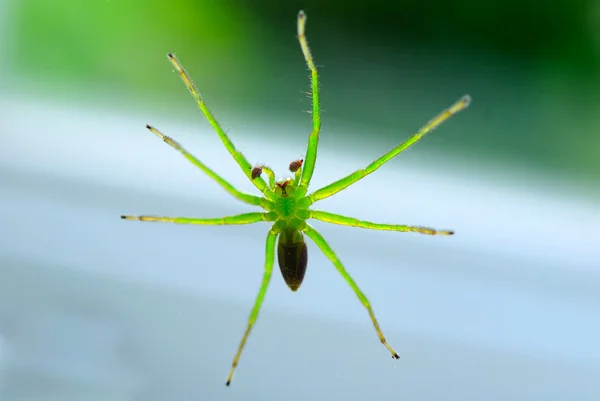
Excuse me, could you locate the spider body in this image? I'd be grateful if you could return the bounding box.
[266,172,312,291]
[121,10,470,386]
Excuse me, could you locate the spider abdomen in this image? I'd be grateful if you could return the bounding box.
[277,229,308,292]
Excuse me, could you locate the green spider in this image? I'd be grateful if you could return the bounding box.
[122,10,470,386]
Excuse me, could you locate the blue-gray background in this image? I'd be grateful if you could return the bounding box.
[1,1,599,400]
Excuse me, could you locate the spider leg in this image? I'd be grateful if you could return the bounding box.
[310,210,453,235]
[226,228,278,386]
[145,124,269,207]
[167,53,269,194]
[303,224,400,359]
[253,164,276,189]
[297,10,322,191]
[121,212,275,225]
[309,95,471,203]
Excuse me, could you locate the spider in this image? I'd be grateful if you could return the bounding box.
[121,10,470,386]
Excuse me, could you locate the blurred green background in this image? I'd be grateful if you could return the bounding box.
[4,0,600,184]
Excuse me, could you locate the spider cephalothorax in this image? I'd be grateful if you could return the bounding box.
[122,10,470,386]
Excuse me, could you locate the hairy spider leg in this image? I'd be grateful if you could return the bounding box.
[167,53,269,194]
[292,164,302,185]
[309,95,471,203]
[303,224,399,359]
[310,210,454,235]
[120,212,275,225]
[144,124,268,207]
[297,10,321,192]
[226,228,279,386]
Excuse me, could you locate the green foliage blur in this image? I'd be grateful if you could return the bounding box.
[6,0,600,181]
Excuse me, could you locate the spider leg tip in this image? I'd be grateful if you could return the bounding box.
[393,353,400,359]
